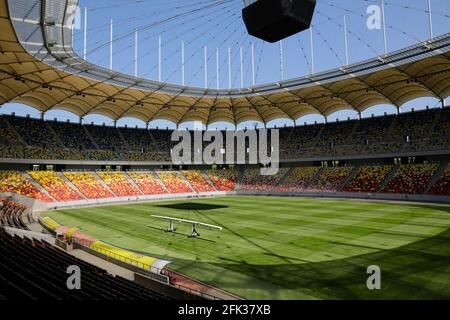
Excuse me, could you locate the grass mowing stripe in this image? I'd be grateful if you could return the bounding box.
[45,196,450,299]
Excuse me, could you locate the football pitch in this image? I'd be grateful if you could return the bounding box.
[44,196,450,300]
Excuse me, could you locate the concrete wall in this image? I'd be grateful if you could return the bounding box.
[45,191,230,210]
[236,190,450,204]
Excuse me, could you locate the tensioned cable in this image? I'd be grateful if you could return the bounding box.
[82,0,237,57]
[384,1,450,19]
[72,0,225,42]
[314,9,380,57]
[83,0,241,72]
[78,7,246,120]
[137,7,243,85]
[107,1,242,78]
[184,19,247,89]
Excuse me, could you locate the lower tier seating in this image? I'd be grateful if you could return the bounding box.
[428,165,450,195]
[96,172,141,197]
[343,166,393,193]
[64,172,114,199]
[275,167,320,192]
[183,171,215,193]
[382,164,438,194]
[308,167,354,192]
[0,171,53,202]
[0,231,169,300]
[128,172,168,195]
[240,168,288,191]
[157,172,192,193]
[206,170,237,191]
[0,199,28,229]
[2,164,450,203]
[28,171,82,202]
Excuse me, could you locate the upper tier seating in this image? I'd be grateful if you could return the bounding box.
[157,172,192,193]
[96,172,141,197]
[0,171,53,202]
[206,170,237,191]
[182,171,215,193]
[28,171,82,202]
[128,172,167,195]
[343,166,393,193]
[50,121,96,150]
[429,165,450,195]
[0,107,449,162]
[382,164,438,194]
[85,125,123,150]
[64,172,114,199]
[7,116,60,148]
[0,231,169,300]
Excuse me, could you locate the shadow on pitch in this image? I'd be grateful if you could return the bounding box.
[156,203,228,211]
[208,228,450,299]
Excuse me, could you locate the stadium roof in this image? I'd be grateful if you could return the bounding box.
[0,0,449,126]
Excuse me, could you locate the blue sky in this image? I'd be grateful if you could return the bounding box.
[1,0,449,130]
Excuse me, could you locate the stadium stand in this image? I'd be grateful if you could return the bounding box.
[206,170,237,191]
[275,167,321,192]
[382,164,438,194]
[50,121,97,150]
[96,172,141,197]
[64,172,115,199]
[0,171,53,202]
[240,168,288,191]
[28,171,82,202]
[0,231,169,300]
[0,199,28,229]
[309,167,354,192]
[128,172,168,195]
[157,171,192,193]
[183,171,215,192]
[429,165,450,195]
[0,108,450,162]
[343,166,393,193]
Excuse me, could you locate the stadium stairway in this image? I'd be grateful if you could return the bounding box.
[338,166,361,191]
[427,108,443,139]
[45,121,65,148]
[313,125,326,148]
[152,171,170,193]
[424,161,449,194]
[20,172,57,202]
[0,115,26,146]
[179,172,197,194]
[93,172,118,197]
[82,125,100,150]
[306,167,325,189]
[275,167,295,189]
[124,172,144,195]
[116,127,130,150]
[201,170,218,191]
[235,168,245,191]
[377,165,400,192]
[57,172,87,200]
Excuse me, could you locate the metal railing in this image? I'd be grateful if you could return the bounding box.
[72,238,221,300]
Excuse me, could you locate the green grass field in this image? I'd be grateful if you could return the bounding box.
[44,196,450,300]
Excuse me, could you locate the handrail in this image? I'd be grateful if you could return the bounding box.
[72,238,220,300]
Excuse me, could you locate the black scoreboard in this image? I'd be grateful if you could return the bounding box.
[242,0,316,43]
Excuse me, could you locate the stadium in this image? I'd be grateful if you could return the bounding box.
[0,0,450,302]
